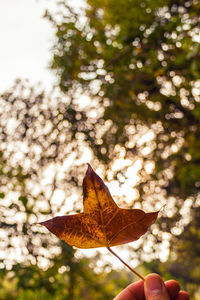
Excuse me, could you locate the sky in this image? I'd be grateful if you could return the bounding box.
[0,0,56,93]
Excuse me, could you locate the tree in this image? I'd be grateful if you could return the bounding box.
[47,0,200,197]
[45,0,200,292]
[0,79,157,298]
[0,80,115,298]
[0,241,132,300]
[144,207,200,299]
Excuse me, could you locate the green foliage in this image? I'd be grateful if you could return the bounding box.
[46,0,200,294]
[0,242,132,300]
[0,81,133,299]
[143,207,200,299]
[0,80,94,270]
[48,0,200,197]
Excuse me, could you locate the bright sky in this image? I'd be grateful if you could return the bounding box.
[0,0,56,93]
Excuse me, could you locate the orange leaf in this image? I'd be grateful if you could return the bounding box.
[40,164,158,249]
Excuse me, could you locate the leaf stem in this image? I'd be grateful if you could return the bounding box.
[107,246,144,281]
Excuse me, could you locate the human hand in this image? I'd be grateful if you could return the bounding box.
[114,273,189,300]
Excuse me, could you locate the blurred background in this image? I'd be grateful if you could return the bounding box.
[0,0,200,299]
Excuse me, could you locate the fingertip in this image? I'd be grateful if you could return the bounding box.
[165,280,180,299]
[144,273,166,298]
[144,273,163,286]
[165,279,180,290]
[177,291,190,300]
[145,273,161,279]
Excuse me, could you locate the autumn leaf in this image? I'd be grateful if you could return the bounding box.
[40,164,158,279]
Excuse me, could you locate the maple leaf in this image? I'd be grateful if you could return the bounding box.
[40,164,158,279]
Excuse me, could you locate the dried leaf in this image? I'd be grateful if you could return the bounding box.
[40,164,158,249]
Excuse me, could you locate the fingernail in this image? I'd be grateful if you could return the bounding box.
[145,274,163,295]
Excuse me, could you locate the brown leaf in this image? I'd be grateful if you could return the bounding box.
[40,164,158,249]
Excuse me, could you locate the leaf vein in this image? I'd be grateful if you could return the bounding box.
[108,214,146,245]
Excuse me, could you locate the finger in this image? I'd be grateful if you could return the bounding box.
[144,273,170,300]
[165,280,180,299]
[176,291,190,300]
[113,279,144,300]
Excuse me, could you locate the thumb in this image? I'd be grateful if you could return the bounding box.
[144,274,170,300]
